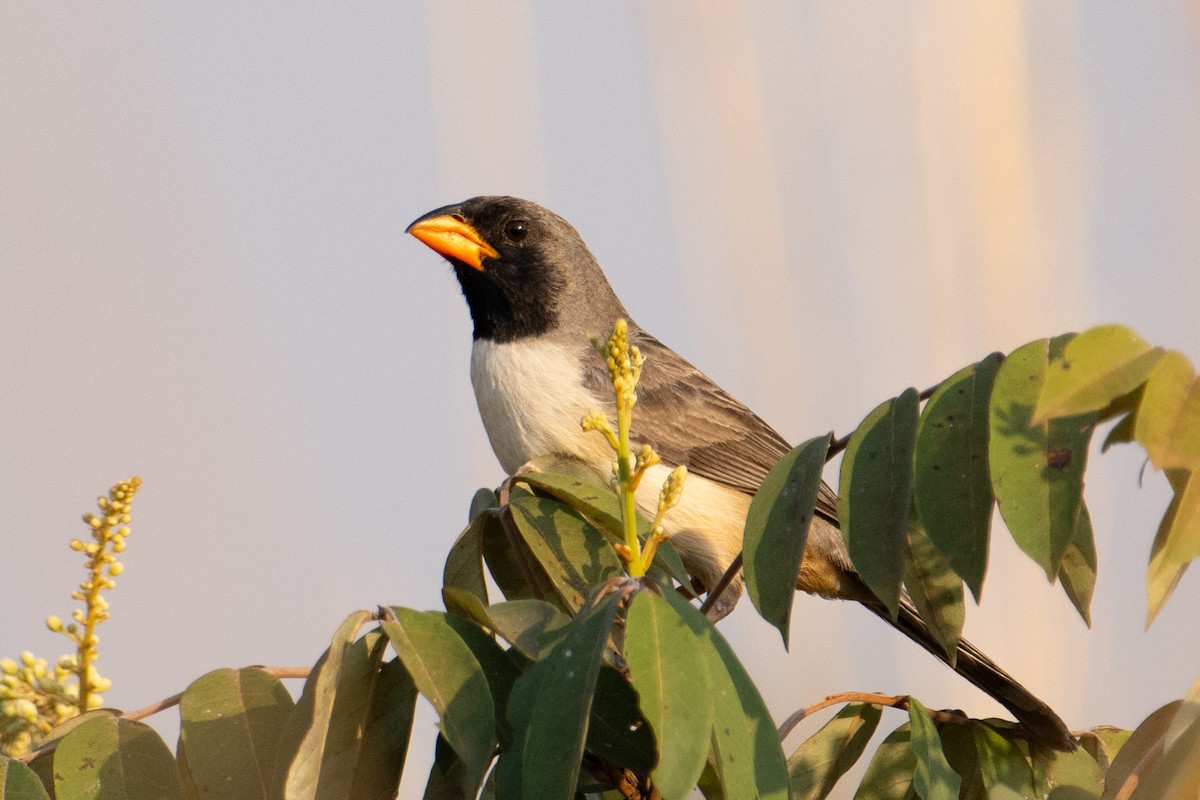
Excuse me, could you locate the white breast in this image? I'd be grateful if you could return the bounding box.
[470,337,750,614]
[470,338,612,475]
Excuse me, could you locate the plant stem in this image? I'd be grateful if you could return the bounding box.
[617,396,645,577]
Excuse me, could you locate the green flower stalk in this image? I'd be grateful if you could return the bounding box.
[582,320,684,577]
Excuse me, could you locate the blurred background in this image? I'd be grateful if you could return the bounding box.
[2,3,1198,795]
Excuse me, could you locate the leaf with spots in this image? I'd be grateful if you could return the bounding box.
[54,716,184,800]
[990,336,1096,579]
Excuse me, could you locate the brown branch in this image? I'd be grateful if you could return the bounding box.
[776,692,972,742]
[827,433,850,460]
[698,551,743,618]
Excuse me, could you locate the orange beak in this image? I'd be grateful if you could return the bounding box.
[406,212,499,271]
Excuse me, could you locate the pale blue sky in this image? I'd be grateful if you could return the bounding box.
[2,4,1198,795]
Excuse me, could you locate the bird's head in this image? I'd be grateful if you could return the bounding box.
[407,196,626,343]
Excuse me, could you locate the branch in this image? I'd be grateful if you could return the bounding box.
[776,691,972,742]
[698,551,743,618]
[17,666,311,764]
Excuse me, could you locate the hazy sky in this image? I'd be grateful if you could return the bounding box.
[3,4,1199,796]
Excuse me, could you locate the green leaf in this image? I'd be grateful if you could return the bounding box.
[1112,676,1200,798]
[516,455,628,536]
[517,455,691,586]
[506,592,622,800]
[744,434,832,646]
[696,751,728,800]
[178,667,295,800]
[381,608,496,798]
[586,664,658,777]
[469,487,499,521]
[275,610,369,797]
[990,336,1096,579]
[1146,468,1200,625]
[477,509,547,603]
[1132,709,1200,800]
[0,757,51,800]
[907,697,961,800]
[913,354,1000,600]
[1102,411,1138,452]
[1033,325,1165,423]
[1077,726,1131,774]
[276,619,418,800]
[444,515,489,607]
[1058,505,1098,626]
[1101,701,1180,800]
[350,657,420,799]
[1162,674,1200,755]
[441,586,491,628]
[1033,745,1103,798]
[786,702,881,800]
[1134,350,1200,471]
[678,587,788,800]
[485,599,570,660]
[973,722,1036,798]
[626,589,713,798]
[422,735,471,800]
[839,388,920,618]
[901,507,965,663]
[508,495,626,613]
[54,716,184,800]
[24,709,119,793]
[936,723,985,800]
[853,723,915,800]
[439,612,521,748]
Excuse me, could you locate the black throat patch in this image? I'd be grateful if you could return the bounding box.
[454,259,565,343]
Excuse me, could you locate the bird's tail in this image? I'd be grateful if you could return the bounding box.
[862,595,1076,751]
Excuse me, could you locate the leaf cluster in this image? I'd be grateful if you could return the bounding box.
[3,324,1199,799]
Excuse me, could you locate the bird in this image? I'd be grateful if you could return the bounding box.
[406,195,1074,750]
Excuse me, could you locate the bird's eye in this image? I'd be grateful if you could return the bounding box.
[504,219,529,243]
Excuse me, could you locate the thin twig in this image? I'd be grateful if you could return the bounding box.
[698,552,743,618]
[827,381,943,462]
[827,433,850,461]
[776,692,972,742]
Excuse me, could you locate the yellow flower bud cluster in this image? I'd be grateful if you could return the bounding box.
[600,318,645,418]
[581,410,620,452]
[62,477,140,714]
[0,652,93,757]
[642,466,688,567]
[0,477,140,755]
[656,465,687,521]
